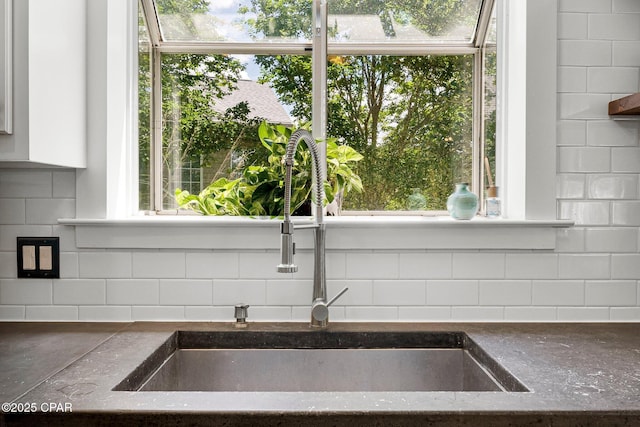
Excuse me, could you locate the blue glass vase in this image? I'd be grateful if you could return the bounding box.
[447,183,478,220]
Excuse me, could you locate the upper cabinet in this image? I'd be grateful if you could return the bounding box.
[609,93,640,116]
[0,0,86,168]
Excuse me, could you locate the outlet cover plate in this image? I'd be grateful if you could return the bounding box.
[17,237,60,279]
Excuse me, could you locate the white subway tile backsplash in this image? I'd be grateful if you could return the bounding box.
[611,148,640,173]
[504,307,557,321]
[0,253,16,278]
[587,67,639,93]
[345,306,398,321]
[613,41,640,66]
[560,0,611,13]
[558,67,587,92]
[79,252,132,279]
[0,225,52,251]
[610,307,640,321]
[327,280,372,305]
[558,14,588,40]
[398,306,451,321]
[398,253,452,279]
[557,120,586,146]
[558,41,611,66]
[54,280,105,305]
[26,199,75,225]
[613,0,640,12]
[558,94,612,119]
[558,147,610,173]
[611,254,640,279]
[133,252,186,278]
[186,252,238,279]
[26,306,78,321]
[159,280,212,305]
[559,254,611,279]
[557,307,610,321]
[185,306,234,321]
[612,201,640,226]
[266,280,313,305]
[345,253,399,279]
[0,199,25,224]
[587,175,638,199]
[132,306,185,321]
[452,253,505,279]
[588,14,640,41]
[585,280,637,306]
[247,306,293,321]
[107,279,159,305]
[451,307,504,321]
[427,280,478,305]
[52,171,76,198]
[479,281,532,306]
[79,306,131,321]
[0,170,52,198]
[0,305,25,320]
[533,280,585,306]
[0,279,52,304]
[213,280,266,305]
[585,228,637,252]
[558,201,611,225]
[555,228,586,253]
[60,252,79,278]
[557,174,585,199]
[587,121,639,147]
[505,254,558,279]
[373,280,426,306]
[238,251,290,279]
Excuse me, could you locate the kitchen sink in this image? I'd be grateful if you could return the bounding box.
[115,331,527,393]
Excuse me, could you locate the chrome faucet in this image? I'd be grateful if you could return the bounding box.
[277,129,348,328]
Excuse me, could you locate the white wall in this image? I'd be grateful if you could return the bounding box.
[0,0,639,322]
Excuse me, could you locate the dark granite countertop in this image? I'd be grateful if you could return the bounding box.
[1,322,639,426]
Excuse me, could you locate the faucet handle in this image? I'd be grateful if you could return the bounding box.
[311,287,349,323]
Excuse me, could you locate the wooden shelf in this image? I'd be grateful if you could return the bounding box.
[609,93,640,115]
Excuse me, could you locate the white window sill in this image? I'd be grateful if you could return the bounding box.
[59,216,573,250]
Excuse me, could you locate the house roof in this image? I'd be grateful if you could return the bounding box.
[214,80,293,125]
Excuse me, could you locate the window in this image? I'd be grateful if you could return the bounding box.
[139,0,497,215]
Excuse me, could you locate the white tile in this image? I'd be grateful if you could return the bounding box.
[557,307,610,321]
[585,228,637,252]
[266,280,312,305]
[373,280,426,306]
[345,306,398,321]
[585,280,637,306]
[291,305,313,322]
[558,93,612,119]
[327,280,372,305]
[452,253,504,279]
[79,306,131,321]
[557,120,586,146]
[559,0,611,13]
[159,280,212,305]
[533,280,585,306]
[610,307,640,321]
[613,41,640,66]
[587,175,638,199]
[0,170,52,198]
[133,252,186,278]
[612,201,640,226]
[555,228,586,253]
[398,307,452,321]
[0,199,25,224]
[505,254,558,279]
[558,41,611,66]
[79,252,132,278]
[213,280,266,305]
[0,225,52,251]
[132,306,185,321]
[53,279,105,305]
[0,306,25,320]
[557,174,585,199]
[0,279,52,304]
[589,14,640,40]
[558,13,588,40]
[26,306,78,321]
[107,279,159,305]
[185,306,234,321]
[54,225,78,252]
[614,0,640,12]
[326,252,346,279]
[558,66,587,93]
[479,281,531,306]
[52,171,76,198]
[558,201,611,225]
[0,252,17,278]
[345,253,399,279]
[611,148,640,173]
[60,252,79,278]
[451,307,504,321]
[558,147,610,173]
[186,252,238,279]
[504,307,557,321]
[427,280,478,305]
[26,199,75,225]
[611,254,640,279]
[587,120,639,147]
[398,253,452,279]
[587,67,639,93]
[558,254,611,279]
[246,306,292,321]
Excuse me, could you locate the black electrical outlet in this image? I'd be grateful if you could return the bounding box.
[17,237,60,279]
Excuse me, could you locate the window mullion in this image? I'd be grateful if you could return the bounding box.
[151,47,163,212]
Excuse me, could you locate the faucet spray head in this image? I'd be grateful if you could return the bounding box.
[277,220,298,273]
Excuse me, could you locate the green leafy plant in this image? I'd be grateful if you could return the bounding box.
[174,122,363,216]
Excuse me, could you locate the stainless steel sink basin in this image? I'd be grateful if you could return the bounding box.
[115,331,527,393]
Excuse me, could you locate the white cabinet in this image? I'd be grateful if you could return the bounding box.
[0,0,86,167]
